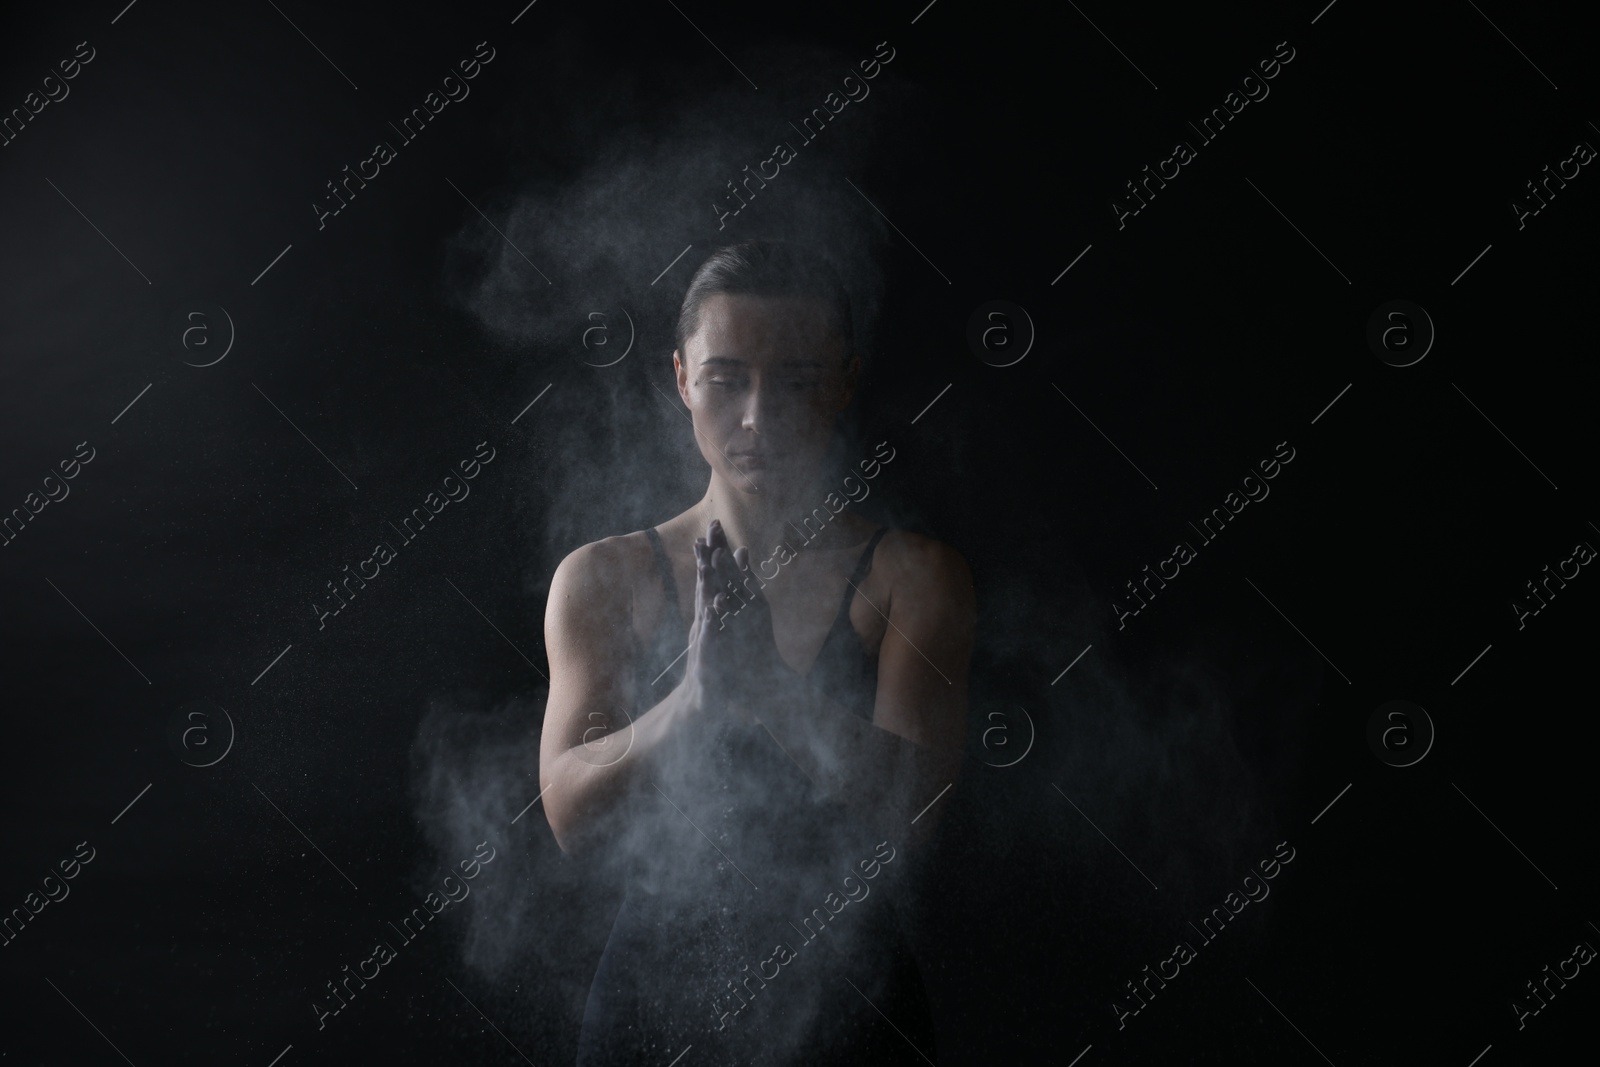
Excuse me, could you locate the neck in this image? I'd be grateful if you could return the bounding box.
[695,469,837,560]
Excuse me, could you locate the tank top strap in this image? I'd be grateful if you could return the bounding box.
[831,526,890,628]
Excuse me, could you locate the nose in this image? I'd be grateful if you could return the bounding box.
[740,376,769,436]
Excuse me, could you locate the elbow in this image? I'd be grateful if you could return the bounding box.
[535,757,577,854]
[538,771,604,858]
[548,812,608,859]
[551,828,583,856]
[544,803,578,855]
[544,801,597,857]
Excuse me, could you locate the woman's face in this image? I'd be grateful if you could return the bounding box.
[673,292,856,496]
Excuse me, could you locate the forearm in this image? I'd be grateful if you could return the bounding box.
[748,671,958,831]
[542,681,716,853]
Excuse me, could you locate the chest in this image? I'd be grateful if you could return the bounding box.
[639,546,882,673]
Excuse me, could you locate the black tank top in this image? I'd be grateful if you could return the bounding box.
[578,524,937,1066]
[639,524,891,720]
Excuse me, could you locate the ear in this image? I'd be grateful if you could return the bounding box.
[672,349,690,405]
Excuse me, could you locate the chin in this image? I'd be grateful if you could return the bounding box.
[731,470,774,494]
[728,462,801,494]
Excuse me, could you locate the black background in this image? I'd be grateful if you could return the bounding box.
[1,1,1595,1064]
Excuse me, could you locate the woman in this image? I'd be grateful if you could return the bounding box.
[540,241,975,1065]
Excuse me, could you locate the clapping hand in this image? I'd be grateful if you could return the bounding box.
[679,519,793,727]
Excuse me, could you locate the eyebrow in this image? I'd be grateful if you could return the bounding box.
[698,356,824,368]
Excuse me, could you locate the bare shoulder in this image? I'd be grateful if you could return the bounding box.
[547,531,657,622]
[552,531,651,581]
[875,528,975,613]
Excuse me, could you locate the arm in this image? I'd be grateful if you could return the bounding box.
[539,539,675,854]
[538,532,760,855]
[713,529,976,841]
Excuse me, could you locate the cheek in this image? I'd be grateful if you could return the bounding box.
[777,384,841,433]
[802,393,845,443]
[689,386,740,431]
[687,391,747,465]
[808,384,843,416]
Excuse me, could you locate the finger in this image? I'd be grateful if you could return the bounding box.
[729,547,752,588]
[710,551,738,604]
[700,557,716,607]
[731,546,770,607]
[702,551,727,619]
[695,548,715,612]
[718,545,747,591]
[710,550,740,604]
